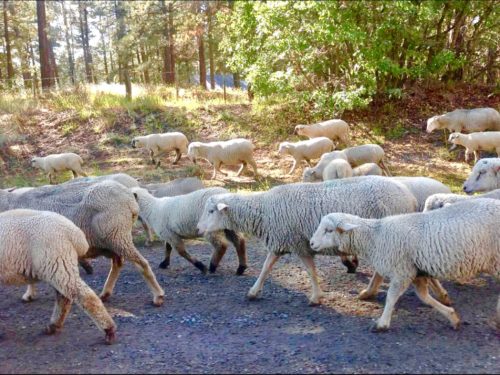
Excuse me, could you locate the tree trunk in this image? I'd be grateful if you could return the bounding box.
[49,38,60,87]
[140,45,150,84]
[115,0,131,99]
[207,4,215,90]
[3,0,14,88]
[99,14,110,84]
[233,72,241,89]
[36,0,55,91]
[61,0,75,85]
[168,2,175,84]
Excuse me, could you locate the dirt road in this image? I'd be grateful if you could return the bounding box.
[0,237,498,374]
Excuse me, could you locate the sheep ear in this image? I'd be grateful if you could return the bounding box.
[336,222,358,233]
[217,203,229,212]
[133,192,138,200]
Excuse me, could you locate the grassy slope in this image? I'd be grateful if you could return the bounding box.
[0,83,499,193]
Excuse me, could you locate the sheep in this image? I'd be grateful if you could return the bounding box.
[294,119,350,145]
[352,163,383,177]
[187,139,258,180]
[302,144,390,181]
[426,108,500,134]
[309,198,500,332]
[448,131,500,163]
[196,176,418,306]
[30,153,87,184]
[131,187,247,275]
[278,137,334,175]
[142,177,205,198]
[131,132,189,167]
[0,180,165,306]
[392,176,451,212]
[0,209,116,344]
[322,159,353,180]
[424,189,500,212]
[463,158,500,194]
[69,173,140,188]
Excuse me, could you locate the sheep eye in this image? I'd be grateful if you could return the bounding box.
[325,228,333,234]
[208,209,214,214]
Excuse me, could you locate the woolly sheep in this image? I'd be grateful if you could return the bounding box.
[294,119,350,145]
[322,159,353,180]
[448,131,500,163]
[187,138,258,180]
[131,132,189,167]
[426,108,500,134]
[463,158,500,194]
[392,176,451,212]
[30,153,87,184]
[131,187,247,275]
[302,144,390,181]
[0,181,165,306]
[0,209,116,344]
[278,137,334,175]
[309,199,500,331]
[69,173,140,188]
[424,189,500,212]
[142,177,205,198]
[197,176,418,306]
[352,163,383,177]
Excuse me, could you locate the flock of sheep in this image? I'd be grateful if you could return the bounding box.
[1,106,499,345]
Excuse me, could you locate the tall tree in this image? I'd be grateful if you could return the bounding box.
[61,0,75,85]
[196,2,207,89]
[78,1,94,83]
[115,0,131,99]
[3,0,14,88]
[207,2,215,90]
[36,0,55,91]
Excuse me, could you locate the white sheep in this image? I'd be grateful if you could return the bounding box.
[322,159,353,180]
[69,173,140,188]
[187,138,258,180]
[309,198,500,331]
[278,137,334,175]
[294,119,350,145]
[352,163,383,177]
[392,176,451,212]
[424,189,500,212]
[197,176,418,306]
[0,209,116,344]
[142,177,205,198]
[30,153,87,184]
[0,180,165,306]
[426,108,500,134]
[302,144,390,181]
[131,132,189,167]
[463,158,500,194]
[131,187,247,275]
[448,131,500,163]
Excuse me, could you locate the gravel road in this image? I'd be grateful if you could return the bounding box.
[0,235,498,374]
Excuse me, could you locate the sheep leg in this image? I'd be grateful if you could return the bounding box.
[474,150,479,164]
[298,254,324,306]
[139,216,155,246]
[428,278,452,306]
[22,283,36,302]
[46,290,73,335]
[413,277,460,330]
[248,158,258,177]
[48,172,54,184]
[247,252,281,300]
[465,149,471,162]
[149,149,156,165]
[159,242,173,269]
[79,258,94,275]
[341,254,359,273]
[379,159,391,176]
[173,149,182,164]
[287,160,298,175]
[72,170,78,179]
[73,279,117,344]
[173,240,207,274]
[207,233,228,274]
[125,250,165,306]
[372,277,412,332]
[100,255,124,302]
[236,162,247,177]
[224,229,247,275]
[359,272,384,300]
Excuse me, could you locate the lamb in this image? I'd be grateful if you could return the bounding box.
[426,108,500,134]
[352,163,383,177]
[196,176,418,306]
[424,189,500,211]
[0,181,165,306]
[30,152,87,184]
[142,177,205,198]
[187,138,258,180]
[278,137,334,175]
[131,187,247,275]
[448,131,500,163]
[309,198,500,331]
[322,159,353,180]
[302,144,390,181]
[294,119,350,145]
[131,132,189,167]
[0,209,116,344]
[463,158,500,194]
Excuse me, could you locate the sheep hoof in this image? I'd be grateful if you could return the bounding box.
[247,291,260,301]
[45,324,61,335]
[452,321,461,331]
[194,261,208,274]
[308,300,321,307]
[236,265,247,276]
[21,295,34,303]
[370,322,389,333]
[439,295,453,307]
[358,290,375,300]
[104,327,116,345]
[209,262,217,274]
[153,295,164,307]
[342,259,358,273]
[100,292,111,303]
[158,260,169,269]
